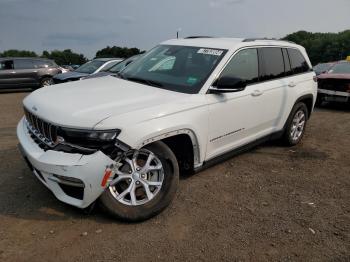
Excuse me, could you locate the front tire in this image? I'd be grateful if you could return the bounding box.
[40,77,53,88]
[100,141,179,222]
[281,102,308,146]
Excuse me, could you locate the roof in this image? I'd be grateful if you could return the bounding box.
[162,37,300,50]
[94,58,123,62]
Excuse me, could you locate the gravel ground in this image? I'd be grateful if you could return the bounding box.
[0,91,349,262]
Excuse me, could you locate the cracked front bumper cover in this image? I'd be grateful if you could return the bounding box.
[17,117,116,208]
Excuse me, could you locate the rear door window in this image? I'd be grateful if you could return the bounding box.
[14,59,34,69]
[287,49,311,74]
[259,47,285,81]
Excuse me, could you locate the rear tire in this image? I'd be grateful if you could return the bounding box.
[281,102,308,146]
[100,141,179,222]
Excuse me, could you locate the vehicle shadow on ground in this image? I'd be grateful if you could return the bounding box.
[3,144,230,224]
[1,179,127,225]
[180,137,283,181]
[0,89,32,94]
[0,147,131,224]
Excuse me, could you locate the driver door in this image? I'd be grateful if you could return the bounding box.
[205,48,264,160]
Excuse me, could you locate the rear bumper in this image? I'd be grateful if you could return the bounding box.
[17,117,115,208]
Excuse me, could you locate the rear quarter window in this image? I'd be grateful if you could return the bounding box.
[287,48,311,74]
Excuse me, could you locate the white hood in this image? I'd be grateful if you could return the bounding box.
[23,76,191,129]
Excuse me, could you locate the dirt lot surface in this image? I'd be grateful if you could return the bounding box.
[0,91,349,262]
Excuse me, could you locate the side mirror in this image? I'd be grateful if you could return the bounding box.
[209,76,246,93]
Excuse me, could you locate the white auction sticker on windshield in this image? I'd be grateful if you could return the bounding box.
[197,48,223,56]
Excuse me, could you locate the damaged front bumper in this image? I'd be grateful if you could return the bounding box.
[17,117,116,208]
[318,88,350,102]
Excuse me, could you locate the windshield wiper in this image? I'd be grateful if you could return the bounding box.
[125,77,163,87]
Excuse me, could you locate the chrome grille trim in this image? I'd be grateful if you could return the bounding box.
[24,107,58,148]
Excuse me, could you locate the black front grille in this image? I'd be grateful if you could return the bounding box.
[318,79,350,92]
[24,107,58,147]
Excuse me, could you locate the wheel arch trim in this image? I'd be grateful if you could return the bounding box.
[295,93,314,117]
[138,128,201,168]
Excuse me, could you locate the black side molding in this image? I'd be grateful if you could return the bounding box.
[195,131,283,173]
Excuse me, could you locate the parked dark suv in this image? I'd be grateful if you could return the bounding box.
[0,57,61,89]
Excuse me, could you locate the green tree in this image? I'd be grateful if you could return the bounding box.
[41,49,88,66]
[95,46,144,59]
[0,49,38,57]
[282,30,350,65]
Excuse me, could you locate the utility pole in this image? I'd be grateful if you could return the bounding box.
[177,28,182,39]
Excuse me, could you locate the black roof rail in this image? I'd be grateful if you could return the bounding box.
[184,36,214,39]
[242,38,296,44]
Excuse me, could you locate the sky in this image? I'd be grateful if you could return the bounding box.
[0,0,349,58]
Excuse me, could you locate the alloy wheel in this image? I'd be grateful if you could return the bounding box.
[290,110,306,142]
[109,149,164,206]
[41,79,53,87]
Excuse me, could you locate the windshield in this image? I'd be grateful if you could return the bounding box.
[328,62,350,74]
[100,60,122,72]
[75,60,105,74]
[109,56,139,73]
[314,63,333,74]
[119,45,227,94]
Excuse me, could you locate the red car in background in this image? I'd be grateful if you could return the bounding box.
[316,61,350,106]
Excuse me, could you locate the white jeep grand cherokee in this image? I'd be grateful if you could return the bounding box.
[17,37,317,221]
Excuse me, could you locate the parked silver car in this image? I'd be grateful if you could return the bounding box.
[52,58,123,84]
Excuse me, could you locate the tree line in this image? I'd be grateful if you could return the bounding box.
[0,46,144,66]
[1,30,349,66]
[282,30,350,65]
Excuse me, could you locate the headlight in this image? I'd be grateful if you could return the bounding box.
[83,130,119,141]
[58,128,121,149]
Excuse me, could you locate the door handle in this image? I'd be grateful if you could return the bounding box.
[10,71,16,74]
[251,89,263,97]
[288,81,296,87]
